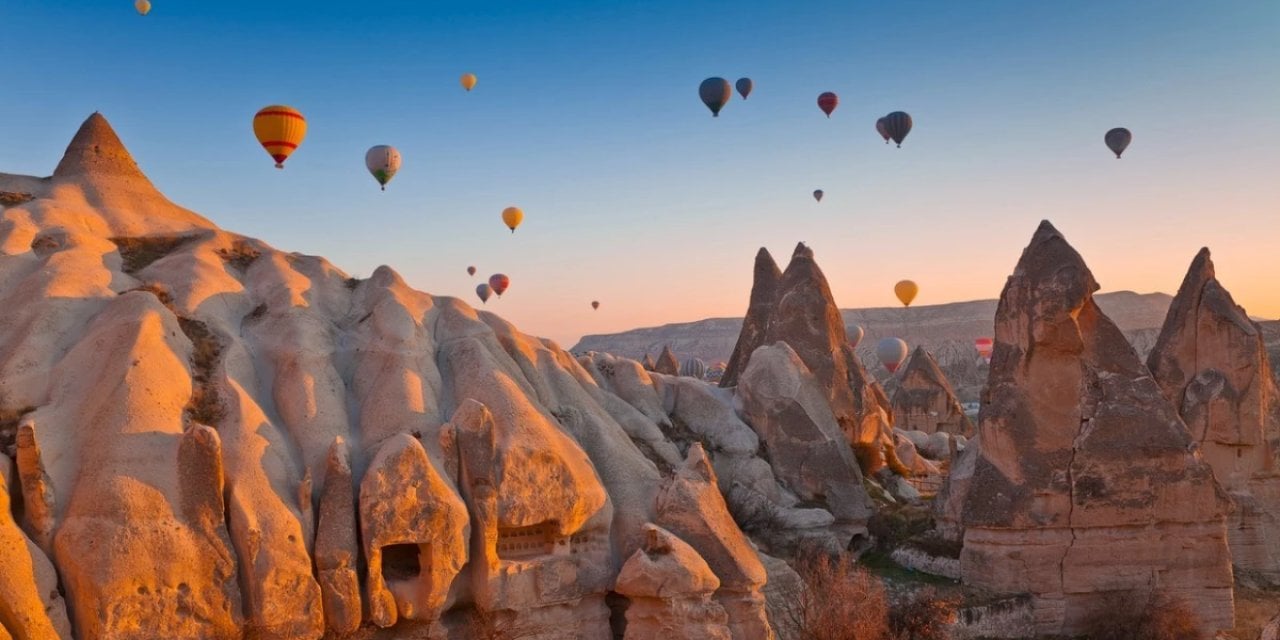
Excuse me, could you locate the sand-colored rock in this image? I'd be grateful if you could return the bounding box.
[720,243,893,447]
[656,345,680,376]
[1147,249,1280,583]
[722,248,782,388]
[956,222,1234,637]
[656,444,773,640]
[641,353,657,371]
[735,343,873,527]
[615,524,730,640]
[315,438,362,635]
[890,346,974,436]
[0,454,73,639]
[360,433,469,627]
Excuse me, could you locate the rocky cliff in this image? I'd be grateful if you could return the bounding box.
[1146,249,1280,585]
[943,222,1234,637]
[0,114,859,640]
[576,293,1182,403]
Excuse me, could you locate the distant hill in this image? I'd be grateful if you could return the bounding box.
[574,291,1178,403]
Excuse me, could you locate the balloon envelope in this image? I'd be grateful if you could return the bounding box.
[876,118,890,143]
[877,338,909,373]
[253,105,307,169]
[1105,127,1132,158]
[467,266,477,276]
[849,324,865,349]
[135,0,151,15]
[975,337,994,364]
[460,73,477,91]
[591,301,600,310]
[817,92,838,117]
[813,189,824,202]
[680,358,708,380]
[475,284,493,304]
[894,280,919,307]
[365,145,402,190]
[735,77,753,100]
[489,274,510,296]
[699,77,731,117]
[502,207,524,233]
[883,111,912,147]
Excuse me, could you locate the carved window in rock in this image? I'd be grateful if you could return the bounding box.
[381,543,425,581]
[497,522,565,560]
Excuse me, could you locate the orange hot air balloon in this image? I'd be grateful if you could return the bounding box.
[253,105,307,169]
[975,337,994,364]
[461,73,477,91]
[489,273,510,297]
[894,280,918,307]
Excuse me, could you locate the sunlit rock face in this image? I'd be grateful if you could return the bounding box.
[1147,248,1280,585]
[720,243,893,449]
[951,221,1234,637]
[890,346,974,436]
[0,114,783,640]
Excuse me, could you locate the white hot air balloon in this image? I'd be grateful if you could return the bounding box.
[365,145,402,191]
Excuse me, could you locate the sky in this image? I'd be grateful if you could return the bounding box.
[2,0,1277,346]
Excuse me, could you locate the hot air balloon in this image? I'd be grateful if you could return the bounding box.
[475,284,493,304]
[875,117,890,144]
[680,358,708,380]
[894,280,919,307]
[135,0,151,15]
[699,78,731,117]
[467,266,477,276]
[460,73,477,92]
[735,78,753,100]
[975,337,994,365]
[813,189,824,202]
[253,105,307,169]
[817,92,838,118]
[1105,127,1132,158]
[502,207,523,233]
[489,273,510,297]
[883,111,912,147]
[365,145,401,191]
[877,338,909,374]
[591,300,600,310]
[849,324,865,349]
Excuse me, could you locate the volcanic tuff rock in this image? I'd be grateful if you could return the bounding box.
[576,291,1181,403]
[656,345,680,376]
[721,248,783,388]
[614,524,731,640]
[946,221,1234,637]
[890,346,974,436]
[719,243,893,448]
[0,114,792,639]
[1147,248,1280,584]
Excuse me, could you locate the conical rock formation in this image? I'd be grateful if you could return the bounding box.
[720,243,893,448]
[890,346,974,436]
[952,221,1233,637]
[655,345,680,376]
[0,114,777,639]
[1147,248,1280,584]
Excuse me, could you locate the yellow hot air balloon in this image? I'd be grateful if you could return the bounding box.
[135,0,151,15]
[894,280,919,307]
[461,73,477,92]
[253,105,307,169]
[502,206,523,233]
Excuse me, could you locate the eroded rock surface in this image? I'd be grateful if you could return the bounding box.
[890,346,974,436]
[1147,249,1280,584]
[953,222,1234,637]
[615,524,730,640]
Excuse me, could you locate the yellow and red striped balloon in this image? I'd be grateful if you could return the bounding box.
[253,105,307,169]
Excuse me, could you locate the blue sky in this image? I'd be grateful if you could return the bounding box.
[2,0,1277,345]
